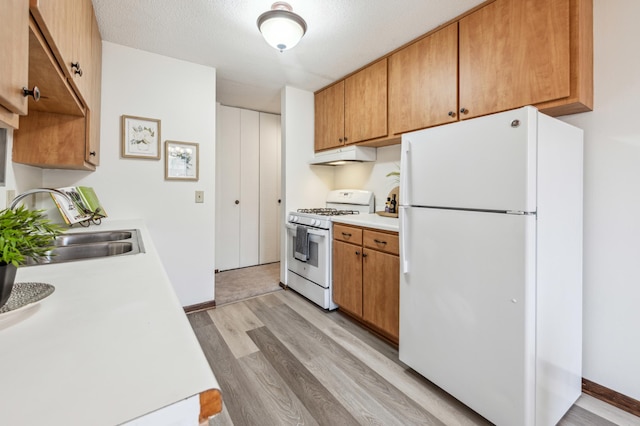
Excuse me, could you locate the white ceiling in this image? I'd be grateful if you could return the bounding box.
[92,0,485,114]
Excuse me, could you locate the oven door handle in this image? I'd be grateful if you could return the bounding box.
[286,223,328,237]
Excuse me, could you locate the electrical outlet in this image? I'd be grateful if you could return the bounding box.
[195,190,204,203]
[6,189,15,208]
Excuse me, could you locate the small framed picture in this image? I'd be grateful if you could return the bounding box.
[121,115,161,159]
[165,141,199,181]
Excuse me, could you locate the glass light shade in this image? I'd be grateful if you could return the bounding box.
[257,9,307,52]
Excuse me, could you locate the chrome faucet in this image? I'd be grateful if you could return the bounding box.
[9,188,74,210]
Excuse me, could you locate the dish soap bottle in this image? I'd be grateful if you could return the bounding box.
[385,197,391,213]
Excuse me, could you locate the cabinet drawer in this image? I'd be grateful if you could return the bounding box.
[333,224,362,245]
[363,230,399,255]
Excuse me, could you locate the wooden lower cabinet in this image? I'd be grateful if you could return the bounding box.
[362,248,400,341]
[332,224,399,344]
[332,239,363,316]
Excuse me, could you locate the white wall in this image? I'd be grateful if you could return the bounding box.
[281,86,333,282]
[334,145,401,211]
[43,42,217,307]
[557,0,640,401]
[1,130,44,210]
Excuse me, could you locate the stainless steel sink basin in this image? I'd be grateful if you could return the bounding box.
[54,230,133,246]
[23,229,145,266]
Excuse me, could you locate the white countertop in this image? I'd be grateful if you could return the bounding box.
[0,219,219,425]
[332,213,399,232]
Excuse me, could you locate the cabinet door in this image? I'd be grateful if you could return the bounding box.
[86,10,101,166]
[314,81,344,151]
[0,0,29,118]
[30,0,92,101]
[344,58,387,144]
[363,248,399,342]
[71,0,93,102]
[259,112,282,264]
[459,0,570,119]
[389,23,458,135]
[332,240,363,316]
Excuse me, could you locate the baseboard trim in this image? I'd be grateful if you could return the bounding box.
[582,378,640,417]
[183,300,216,313]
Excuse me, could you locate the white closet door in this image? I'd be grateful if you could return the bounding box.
[239,109,260,267]
[259,112,282,264]
[215,105,241,271]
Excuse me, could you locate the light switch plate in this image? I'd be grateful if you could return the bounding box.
[195,190,204,203]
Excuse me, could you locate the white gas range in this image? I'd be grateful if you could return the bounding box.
[285,190,374,310]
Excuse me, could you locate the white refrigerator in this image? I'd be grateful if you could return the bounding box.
[398,106,583,426]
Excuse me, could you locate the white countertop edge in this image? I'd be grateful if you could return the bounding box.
[331,213,399,232]
[1,218,219,425]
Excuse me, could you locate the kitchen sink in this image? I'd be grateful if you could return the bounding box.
[54,230,134,246]
[23,229,145,266]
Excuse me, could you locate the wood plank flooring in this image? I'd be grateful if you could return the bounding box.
[189,289,640,426]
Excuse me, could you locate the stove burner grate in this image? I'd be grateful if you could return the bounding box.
[297,208,360,216]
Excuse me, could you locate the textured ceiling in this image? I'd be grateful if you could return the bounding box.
[92,0,485,114]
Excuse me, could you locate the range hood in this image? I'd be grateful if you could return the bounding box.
[309,146,377,166]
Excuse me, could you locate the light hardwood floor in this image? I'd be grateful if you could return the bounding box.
[189,290,639,426]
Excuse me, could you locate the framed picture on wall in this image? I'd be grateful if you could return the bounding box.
[121,115,161,159]
[165,141,199,181]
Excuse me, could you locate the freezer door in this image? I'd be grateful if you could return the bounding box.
[399,206,536,426]
[400,106,537,213]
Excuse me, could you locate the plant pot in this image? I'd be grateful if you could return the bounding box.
[0,263,17,308]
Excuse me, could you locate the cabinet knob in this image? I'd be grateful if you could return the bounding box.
[373,239,387,245]
[89,151,96,157]
[448,111,456,117]
[235,200,240,205]
[460,108,469,115]
[362,253,368,258]
[71,62,83,77]
[355,250,360,255]
[278,199,281,204]
[342,232,352,238]
[343,136,348,142]
[339,138,343,143]
[22,86,40,102]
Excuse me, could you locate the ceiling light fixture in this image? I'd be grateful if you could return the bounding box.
[257,2,307,52]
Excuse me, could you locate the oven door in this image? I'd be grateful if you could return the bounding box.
[286,223,329,288]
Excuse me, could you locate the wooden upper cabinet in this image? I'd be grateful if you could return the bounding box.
[13,0,102,170]
[87,11,102,165]
[314,80,344,151]
[344,58,387,144]
[389,23,458,135]
[459,0,571,119]
[0,0,30,126]
[537,0,593,116]
[315,0,591,149]
[30,0,93,102]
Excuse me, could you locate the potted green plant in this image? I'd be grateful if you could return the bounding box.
[0,206,63,308]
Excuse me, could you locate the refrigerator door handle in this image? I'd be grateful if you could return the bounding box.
[400,139,410,205]
[400,207,409,274]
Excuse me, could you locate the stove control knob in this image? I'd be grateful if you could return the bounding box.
[288,215,294,222]
[311,219,318,226]
[293,216,299,222]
